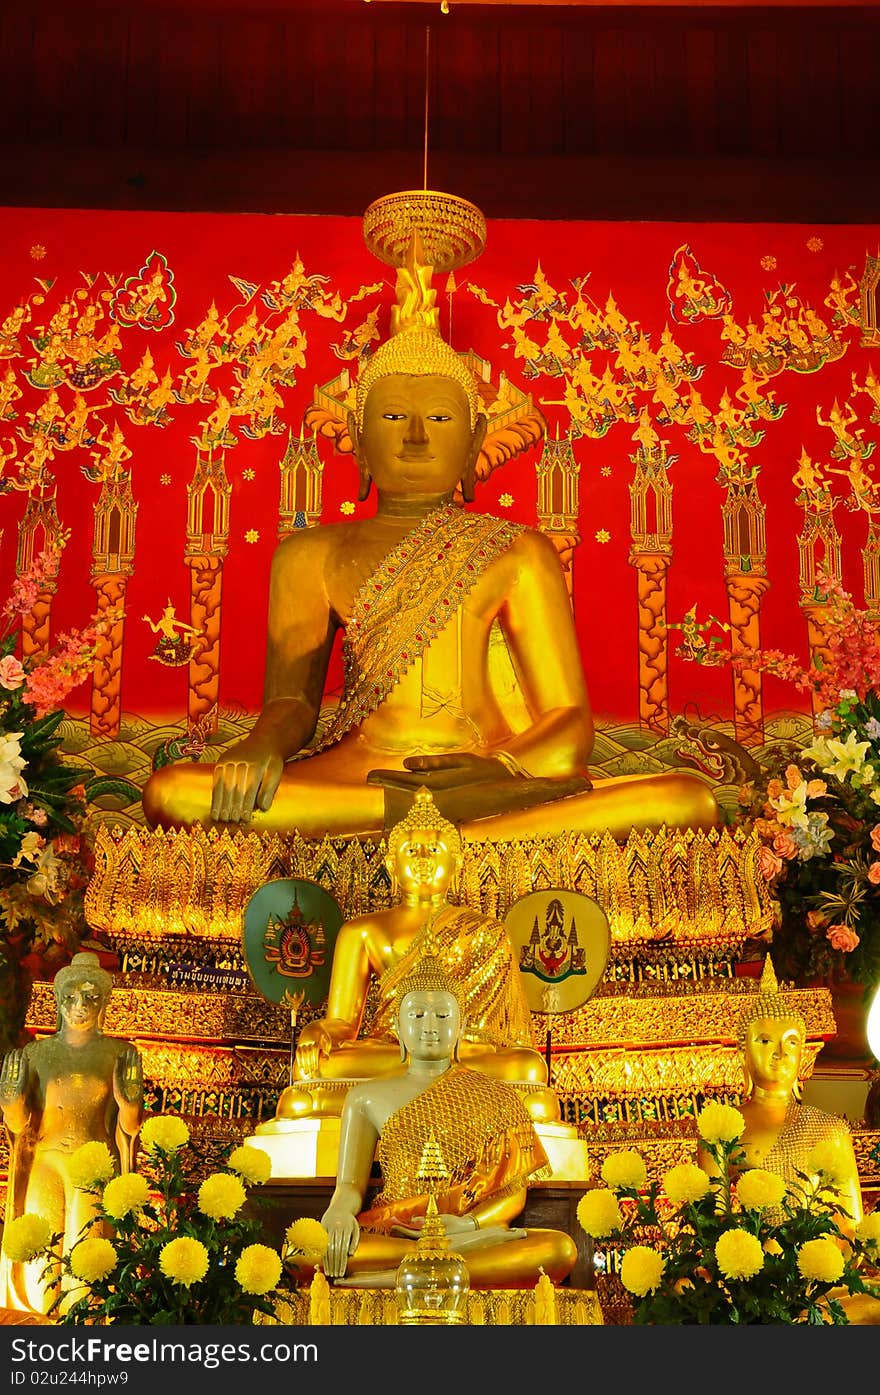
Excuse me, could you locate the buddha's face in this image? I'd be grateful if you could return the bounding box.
[359,374,477,497]
[744,1015,803,1095]
[392,829,458,897]
[398,989,460,1062]
[58,979,104,1033]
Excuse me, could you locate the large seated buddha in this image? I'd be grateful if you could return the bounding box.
[142,218,718,842]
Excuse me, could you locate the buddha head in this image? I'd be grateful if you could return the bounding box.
[386,788,463,901]
[394,953,465,1063]
[53,951,113,1034]
[349,235,487,503]
[737,958,806,1101]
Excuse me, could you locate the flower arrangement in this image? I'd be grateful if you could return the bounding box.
[0,1115,325,1324]
[723,572,880,990]
[577,1103,880,1325]
[0,544,115,1050]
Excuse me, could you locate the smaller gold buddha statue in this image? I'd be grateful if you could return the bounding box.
[0,953,143,1313]
[700,958,863,1234]
[315,953,578,1289]
[268,787,559,1127]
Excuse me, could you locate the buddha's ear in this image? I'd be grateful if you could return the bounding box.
[461,412,487,504]
[348,409,373,501]
[453,1012,467,1063]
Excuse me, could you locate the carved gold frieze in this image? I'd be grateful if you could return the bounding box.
[26,981,291,1044]
[84,822,774,947]
[543,983,836,1049]
[259,1287,602,1326]
[552,1041,824,1100]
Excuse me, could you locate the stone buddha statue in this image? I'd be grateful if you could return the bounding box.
[315,953,578,1289]
[0,953,143,1313]
[699,958,863,1235]
[141,220,718,842]
[266,787,557,1127]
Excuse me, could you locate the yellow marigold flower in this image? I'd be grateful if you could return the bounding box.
[140,1115,190,1156]
[159,1237,209,1286]
[600,1150,647,1191]
[576,1189,622,1239]
[285,1218,329,1259]
[714,1228,765,1280]
[806,1138,846,1184]
[69,1237,117,1283]
[227,1146,272,1187]
[235,1244,282,1296]
[102,1173,150,1221]
[763,1238,783,1257]
[736,1168,787,1212]
[697,1102,745,1146]
[797,1238,845,1284]
[620,1246,665,1297]
[855,1212,880,1247]
[68,1141,116,1190]
[198,1173,246,1221]
[662,1164,710,1205]
[2,1213,53,1262]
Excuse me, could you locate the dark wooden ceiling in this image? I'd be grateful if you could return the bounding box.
[2,1,879,220]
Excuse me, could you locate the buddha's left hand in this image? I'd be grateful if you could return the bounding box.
[368,752,517,790]
[113,1047,143,1106]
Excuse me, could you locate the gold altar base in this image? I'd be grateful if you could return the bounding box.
[257,1288,604,1326]
[245,1114,590,1182]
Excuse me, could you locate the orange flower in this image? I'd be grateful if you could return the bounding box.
[868,862,880,885]
[758,847,783,880]
[772,831,799,859]
[871,824,880,853]
[784,764,802,790]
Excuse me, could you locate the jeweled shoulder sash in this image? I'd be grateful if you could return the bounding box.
[312,504,523,753]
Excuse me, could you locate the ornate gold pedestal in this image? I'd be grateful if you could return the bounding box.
[256,1287,603,1326]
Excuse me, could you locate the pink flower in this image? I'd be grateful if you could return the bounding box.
[758,846,784,880]
[826,925,860,953]
[0,655,25,690]
[868,862,880,885]
[772,831,799,860]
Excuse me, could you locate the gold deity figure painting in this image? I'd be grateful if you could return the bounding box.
[0,954,143,1314]
[315,955,578,1290]
[142,217,718,843]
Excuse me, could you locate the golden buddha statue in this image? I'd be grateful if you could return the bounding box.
[0,953,143,1313]
[142,210,718,842]
[269,787,557,1126]
[699,958,863,1235]
[316,953,578,1289]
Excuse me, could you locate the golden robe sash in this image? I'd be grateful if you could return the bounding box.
[368,905,535,1051]
[312,504,523,754]
[357,1064,550,1232]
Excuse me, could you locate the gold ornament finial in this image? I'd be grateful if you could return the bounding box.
[759,956,779,995]
[356,191,487,431]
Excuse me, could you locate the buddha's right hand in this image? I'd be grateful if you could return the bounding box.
[294,1021,336,1079]
[321,1209,360,1279]
[210,740,285,823]
[0,1049,27,1106]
